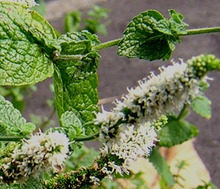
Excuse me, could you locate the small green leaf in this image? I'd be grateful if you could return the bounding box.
[0,2,59,86]
[158,117,199,147]
[118,9,188,61]
[61,111,82,128]
[149,148,175,187]
[191,96,211,119]
[60,111,85,140]
[0,95,35,137]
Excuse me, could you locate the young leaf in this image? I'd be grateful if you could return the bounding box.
[60,111,85,140]
[149,148,175,187]
[118,9,188,61]
[0,2,59,86]
[191,96,211,119]
[54,31,100,135]
[158,117,199,147]
[0,95,35,137]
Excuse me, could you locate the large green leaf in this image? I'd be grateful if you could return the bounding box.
[118,9,188,61]
[54,31,99,135]
[158,117,199,147]
[0,2,58,86]
[0,95,35,137]
[149,148,175,187]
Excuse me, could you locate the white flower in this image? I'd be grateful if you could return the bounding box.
[100,122,157,175]
[0,0,37,7]
[0,131,69,182]
[89,176,100,185]
[95,60,205,132]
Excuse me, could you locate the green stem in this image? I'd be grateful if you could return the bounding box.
[93,38,121,51]
[53,26,220,61]
[183,27,220,36]
[0,136,25,142]
[177,104,189,121]
[75,132,99,142]
[93,27,220,51]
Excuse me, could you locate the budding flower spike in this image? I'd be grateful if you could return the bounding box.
[0,131,69,182]
[93,54,220,178]
[95,54,220,133]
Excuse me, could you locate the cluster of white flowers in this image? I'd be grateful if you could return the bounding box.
[0,131,69,182]
[0,0,37,7]
[95,60,204,130]
[99,122,157,176]
[94,58,210,178]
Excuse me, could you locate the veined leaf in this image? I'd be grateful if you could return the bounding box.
[158,117,199,147]
[118,9,188,61]
[149,148,175,187]
[0,95,35,137]
[54,31,99,135]
[60,111,85,140]
[0,2,59,86]
[191,96,211,119]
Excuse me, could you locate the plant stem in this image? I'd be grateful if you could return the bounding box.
[177,104,189,121]
[54,26,220,60]
[184,27,220,36]
[93,38,121,51]
[0,136,25,142]
[75,132,99,141]
[93,27,220,51]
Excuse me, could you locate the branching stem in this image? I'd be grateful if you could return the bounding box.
[53,26,220,62]
[93,26,220,51]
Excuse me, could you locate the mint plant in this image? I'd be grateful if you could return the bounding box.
[0,1,220,188]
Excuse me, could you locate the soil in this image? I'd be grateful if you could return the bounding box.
[24,0,220,187]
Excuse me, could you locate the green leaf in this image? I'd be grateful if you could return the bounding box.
[118,9,188,61]
[0,95,35,137]
[60,111,85,140]
[158,117,199,147]
[149,148,175,187]
[0,2,58,86]
[191,96,211,119]
[54,31,100,135]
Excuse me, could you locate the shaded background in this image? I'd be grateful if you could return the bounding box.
[24,0,220,187]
